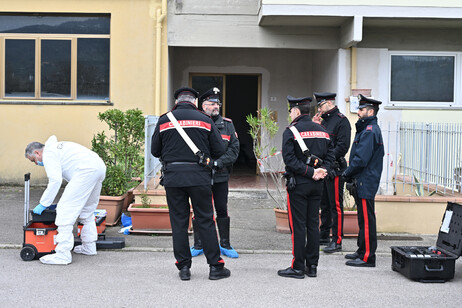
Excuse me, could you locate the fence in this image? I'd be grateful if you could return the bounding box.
[144,115,161,191]
[380,121,462,195]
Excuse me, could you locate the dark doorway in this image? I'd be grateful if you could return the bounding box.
[191,74,259,174]
[225,75,258,174]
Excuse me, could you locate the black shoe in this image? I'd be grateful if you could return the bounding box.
[305,265,317,278]
[209,266,231,280]
[179,266,191,281]
[323,241,342,253]
[319,238,330,245]
[345,258,375,267]
[277,267,304,279]
[345,252,359,260]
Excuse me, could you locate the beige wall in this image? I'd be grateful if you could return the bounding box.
[0,0,168,184]
[262,0,462,7]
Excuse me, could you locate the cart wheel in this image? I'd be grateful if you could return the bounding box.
[20,246,36,261]
[391,265,398,272]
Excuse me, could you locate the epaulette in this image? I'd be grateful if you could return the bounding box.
[223,117,233,123]
[337,112,346,118]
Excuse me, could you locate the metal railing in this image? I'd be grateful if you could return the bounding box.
[144,115,161,191]
[380,121,462,195]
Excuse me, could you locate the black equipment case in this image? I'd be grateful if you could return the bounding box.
[391,202,462,283]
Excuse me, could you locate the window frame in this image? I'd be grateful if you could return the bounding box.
[388,51,460,109]
[1,32,110,104]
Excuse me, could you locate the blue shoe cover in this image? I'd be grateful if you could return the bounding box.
[190,246,204,257]
[220,245,239,258]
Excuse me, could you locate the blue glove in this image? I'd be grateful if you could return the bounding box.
[33,204,47,215]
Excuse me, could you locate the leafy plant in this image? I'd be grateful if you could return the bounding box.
[140,191,151,208]
[92,109,145,196]
[246,107,286,210]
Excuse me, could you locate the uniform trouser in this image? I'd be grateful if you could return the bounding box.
[353,192,377,263]
[165,185,224,269]
[319,176,345,244]
[287,182,322,270]
[54,166,106,256]
[211,181,229,218]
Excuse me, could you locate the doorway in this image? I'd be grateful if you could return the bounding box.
[191,73,260,174]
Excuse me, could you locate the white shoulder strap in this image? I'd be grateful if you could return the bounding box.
[166,112,201,155]
[289,125,309,153]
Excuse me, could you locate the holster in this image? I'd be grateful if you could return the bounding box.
[284,172,296,191]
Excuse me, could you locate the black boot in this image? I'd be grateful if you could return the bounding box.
[216,217,239,258]
[190,218,203,257]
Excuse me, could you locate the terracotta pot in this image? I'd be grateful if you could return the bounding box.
[343,211,359,237]
[97,193,127,226]
[274,208,290,234]
[128,204,192,231]
[122,187,135,211]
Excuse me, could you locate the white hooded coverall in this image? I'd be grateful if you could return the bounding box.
[39,136,106,264]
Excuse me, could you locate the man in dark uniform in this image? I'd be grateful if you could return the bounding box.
[278,95,335,279]
[312,92,351,253]
[190,87,240,258]
[151,87,231,280]
[342,94,384,267]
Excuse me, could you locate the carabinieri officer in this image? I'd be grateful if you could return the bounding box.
[342,94,384,267]
[151,87,231,280]
[313,92,351,253]
[278,95,335,279]
[190,87,240,258]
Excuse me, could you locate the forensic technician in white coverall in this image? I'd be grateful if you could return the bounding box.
[25,135,106,265]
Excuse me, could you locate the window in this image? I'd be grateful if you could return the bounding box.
[0,14,110,102]
[389,52,458,108]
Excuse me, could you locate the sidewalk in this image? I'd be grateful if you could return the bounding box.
[1,186,461,306]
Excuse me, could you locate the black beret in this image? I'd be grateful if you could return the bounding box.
[358,94,382,109]
[313,92,336,105]
[287,95,312,109]
[200,87,221,103]
[174,87,199,99]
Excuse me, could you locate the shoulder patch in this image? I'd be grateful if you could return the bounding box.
[337,112,346,118]
[366,125,373,131]
[223,117,233,123]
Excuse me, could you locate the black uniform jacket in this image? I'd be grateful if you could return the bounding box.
[282,114,335,185]
[343,116,384,199]
[321,106,351,171]
[212,115,240,183]
[151,102,225,187]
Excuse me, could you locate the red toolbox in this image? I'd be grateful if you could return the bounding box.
[391,202,462,283]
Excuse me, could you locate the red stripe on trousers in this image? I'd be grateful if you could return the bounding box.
[286,190,296,268]
[362,198,370,262]
[335,176,342,244]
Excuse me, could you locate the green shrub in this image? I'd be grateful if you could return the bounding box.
[92,109,145,196]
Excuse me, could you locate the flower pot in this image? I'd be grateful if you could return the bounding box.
[343,210,359,236]
[274,208,290,234]
[97,193,127,226]
[122,187,135,211]
[128,204,192,232]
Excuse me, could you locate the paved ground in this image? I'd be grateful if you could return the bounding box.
[1,186,461,307]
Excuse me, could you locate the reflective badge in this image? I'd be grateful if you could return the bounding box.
[366,125,372,131]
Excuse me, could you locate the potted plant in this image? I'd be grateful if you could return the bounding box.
[247,108,290,233]
[342,187,360,236]
[128,190,193,232]
[92,108,145,225]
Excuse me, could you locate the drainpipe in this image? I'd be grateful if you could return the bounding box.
[350,46,357,91]
[155,0,167,116]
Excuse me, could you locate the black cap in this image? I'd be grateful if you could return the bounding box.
[174,87,199,100]
[313,92,336,105]
[200,87,221,104]
[358,94,382,109]
[287,95,312,109]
